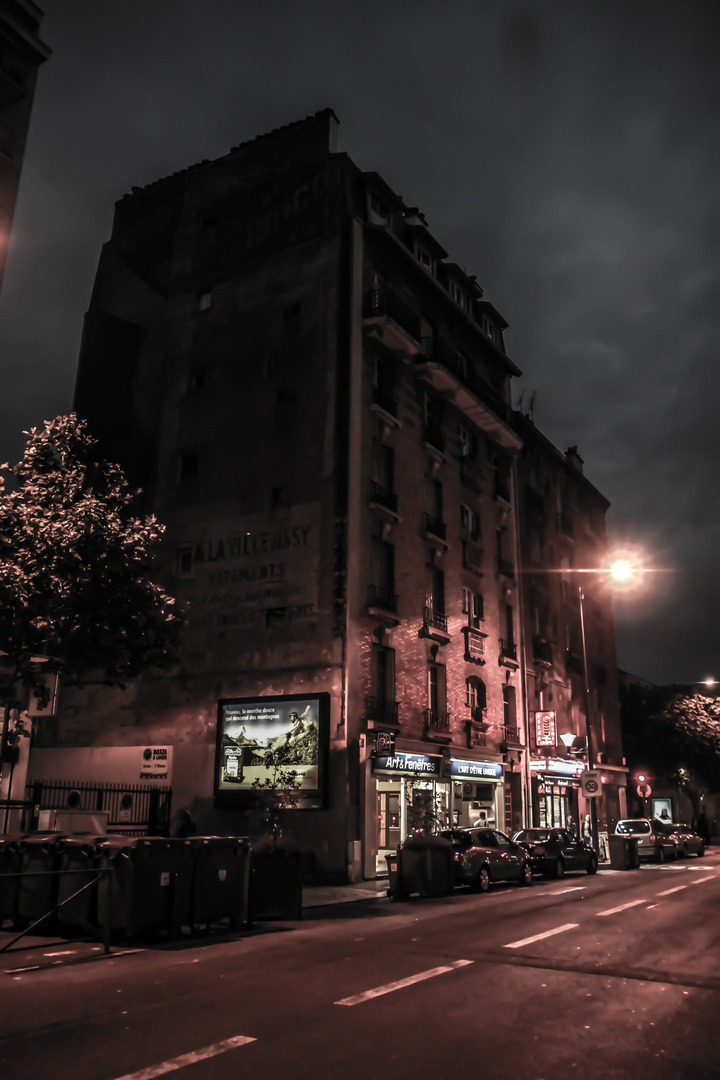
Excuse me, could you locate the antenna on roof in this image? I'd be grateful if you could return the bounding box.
[517,388,526,413]
[529,391,537,424]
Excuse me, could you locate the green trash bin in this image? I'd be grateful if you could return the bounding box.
[0,835,22,927]
[17,834,64,925]
[189,837,251,928]
[56,837,102,933]
[608,835,639,870]
[385,851,406,899]
[97,837,193,939]
[248,845,303,923]
[398,836,454,897]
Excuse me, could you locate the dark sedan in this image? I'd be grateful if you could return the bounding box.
[511,827,598,878]
[667,823,705,857]
[439,828,533,891]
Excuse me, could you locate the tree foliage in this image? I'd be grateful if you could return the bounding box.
[621,683,720,795]
[0,414,182,714]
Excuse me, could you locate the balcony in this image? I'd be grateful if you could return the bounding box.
[369,482,399,521]
[365,696,400,727]
[368,584,400,626]
[420,606,450,644]
[532,636,553,667]
[463,540,484,575]
[502,725,522,746]
[424,708,452,743]
[414,342,521,452]
[463,627,486,664]
[422,424,445,455]
[363,287,422,356]
[466,720,488,750]
[423,513,446,541]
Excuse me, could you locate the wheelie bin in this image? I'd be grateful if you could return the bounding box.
[188,837,251,928]
[17,834,65,925]
[0,835,22,927]
[56,836,102,933]
[608,835,640,870]
[96,837,193,939]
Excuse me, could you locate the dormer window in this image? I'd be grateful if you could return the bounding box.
[416,246,434,274]
[369,193,389,225]
[482,316,496,342]
[449,281,466,310]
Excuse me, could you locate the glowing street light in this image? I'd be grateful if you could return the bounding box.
[608,559,633,583]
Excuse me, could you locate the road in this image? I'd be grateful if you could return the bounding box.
[3,853,720,1080]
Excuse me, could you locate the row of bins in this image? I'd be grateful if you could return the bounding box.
[0,835,251,939]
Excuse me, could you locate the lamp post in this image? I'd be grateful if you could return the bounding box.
[577,583,600,854]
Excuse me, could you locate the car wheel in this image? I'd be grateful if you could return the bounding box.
[682,843,689,859]
[519,862,533,886]
[698,843,705,857]
[554,858,565,879]
[657,845,665,863]
[472,866,490,893]
[587,854,598,875]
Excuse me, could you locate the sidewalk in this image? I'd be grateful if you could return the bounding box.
[302,877,388,908]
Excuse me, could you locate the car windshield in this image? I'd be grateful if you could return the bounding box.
[513,829,552,843]
[617,820,650,834]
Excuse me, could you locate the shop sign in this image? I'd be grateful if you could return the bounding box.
[535,711,556,747]
[451,758,504,780]
[372,751,442,778]
[373,731,396,757]
[530,758,585,777]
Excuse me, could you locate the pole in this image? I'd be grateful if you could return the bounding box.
[578,586,600,855]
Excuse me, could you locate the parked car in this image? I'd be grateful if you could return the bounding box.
[666,823,705,858]
[614,818,679,862]
[439,828,533,892]
[511,828,598,878]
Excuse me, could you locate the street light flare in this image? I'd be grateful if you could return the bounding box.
[608,559,633,582]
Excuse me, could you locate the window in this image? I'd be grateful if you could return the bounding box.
[462,587,483,627]
[449,281,466,309]
[427,663,447,713]
[494,452,511,501]
[371,539,395,606]
[497,528,513,573]
[465,676,487,711]
[372,645,396,705]
[198,292,212,311]
[482,316,496,341]
[458,425,474,458]
[372,353,396,409]
[369,193,389,224]
[372,444,395,502]
[503,685,517,727]
[416,246,434,273]
[178,451,200,482]
[501,602,515,647]
[425,564,445,616]
[460,504,479,540]
[426,478,443,520]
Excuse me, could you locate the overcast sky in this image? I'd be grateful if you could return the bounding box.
[1,0,718,685]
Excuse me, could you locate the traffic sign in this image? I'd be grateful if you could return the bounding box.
[637,782,652,798]
[581,770,602,797]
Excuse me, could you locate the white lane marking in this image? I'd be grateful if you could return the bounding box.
[554,887,585,894]
[110,1036,257,1080]
[43,950,76,957]
[657,885,687,896]
[597,899,647,917]
[504,923,579,949]
[335,959,473,1006]
[689,875,717,885]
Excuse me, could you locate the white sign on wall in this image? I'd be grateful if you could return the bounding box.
[581,770,602,797]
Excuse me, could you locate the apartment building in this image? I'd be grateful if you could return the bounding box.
[33,110,625,878]
[0,0,50,291]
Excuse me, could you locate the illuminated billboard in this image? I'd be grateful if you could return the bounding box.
[214,693,329,806]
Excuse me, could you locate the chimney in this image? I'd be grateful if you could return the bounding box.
[565,446,584,474]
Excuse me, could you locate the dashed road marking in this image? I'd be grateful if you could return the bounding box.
[689,875,717,885]
[505,923,579,949]
[335,959,473,1005]
[110,1036,257,1080]
[657,885,687,896]
[597,899,647,917]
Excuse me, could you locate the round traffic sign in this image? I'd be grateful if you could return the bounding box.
[637,782,652,798]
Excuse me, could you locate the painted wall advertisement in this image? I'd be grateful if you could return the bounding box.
[215,693,329,805]
[177,504,320,633]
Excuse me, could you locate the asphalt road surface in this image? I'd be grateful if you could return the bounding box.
[3,852,720,1080]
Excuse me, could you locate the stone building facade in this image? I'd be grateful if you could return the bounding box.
[33,110,625,878]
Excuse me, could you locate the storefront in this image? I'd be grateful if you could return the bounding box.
[529,758,585,830]
[371,750,506,876]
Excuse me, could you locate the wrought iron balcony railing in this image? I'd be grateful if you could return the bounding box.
[370,482,398,513]
[500,638,517,661]
[423,606,448,633]
[423,513,446,540]
[424,708,450,733]
[365,696,400,724]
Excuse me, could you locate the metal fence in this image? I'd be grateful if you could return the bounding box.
[25,779,173,835]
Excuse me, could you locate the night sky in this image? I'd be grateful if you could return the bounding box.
[1,1,718,686]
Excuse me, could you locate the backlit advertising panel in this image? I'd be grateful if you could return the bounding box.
[215,693,329,807]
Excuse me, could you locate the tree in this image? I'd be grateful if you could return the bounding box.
[0,414,182,760]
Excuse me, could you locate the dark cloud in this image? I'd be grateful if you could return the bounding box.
[1,0,718,683]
